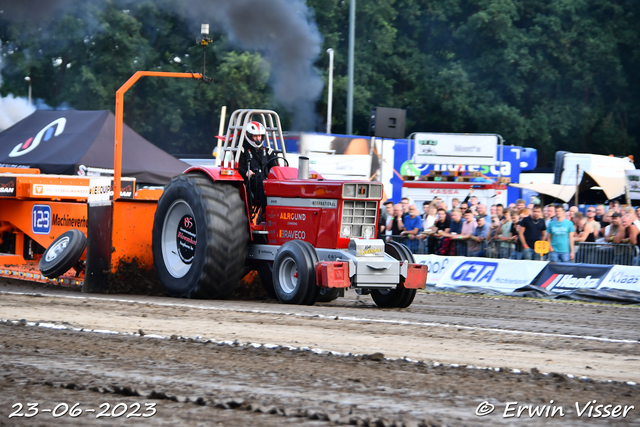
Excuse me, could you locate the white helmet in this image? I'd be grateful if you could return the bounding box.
[245,121,266,148]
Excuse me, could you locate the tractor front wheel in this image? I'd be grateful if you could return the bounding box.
[370,241,417,308]
[152,173,248,298]
[273,240,319,305]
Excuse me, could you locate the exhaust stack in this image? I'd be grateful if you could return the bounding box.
[298,156,309,179]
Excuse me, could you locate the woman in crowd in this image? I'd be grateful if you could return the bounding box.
[573,212,596,243]
[422,202,438,231]
[572,211,595,262]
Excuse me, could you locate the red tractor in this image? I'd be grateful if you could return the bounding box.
[151,109,426,307]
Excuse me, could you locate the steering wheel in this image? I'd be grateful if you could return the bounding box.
[265,156,289,169]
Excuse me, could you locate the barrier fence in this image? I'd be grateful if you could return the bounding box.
[386,235,640,266]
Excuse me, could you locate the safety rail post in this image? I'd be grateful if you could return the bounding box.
[114,71,202,201]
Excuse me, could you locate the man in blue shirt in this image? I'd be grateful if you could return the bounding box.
[401,204,423,253]
[546,205,575,262]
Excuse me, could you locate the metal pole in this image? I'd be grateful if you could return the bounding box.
[326,48,334,134]
[575,164,579,206]
[346,0,355,135]
[25,76,32,104]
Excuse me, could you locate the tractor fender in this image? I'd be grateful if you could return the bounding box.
[183,166,253,240]
[184,165,244,182]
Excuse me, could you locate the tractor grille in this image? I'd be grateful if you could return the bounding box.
[342,183,383,199]
[341,200,378,238]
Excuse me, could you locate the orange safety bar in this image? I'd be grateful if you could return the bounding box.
[113,71,203,200]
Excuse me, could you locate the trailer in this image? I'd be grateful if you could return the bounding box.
[0,166,146,286]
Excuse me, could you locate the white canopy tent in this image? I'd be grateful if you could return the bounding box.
[510,171,628,203]
[509,182,576,203]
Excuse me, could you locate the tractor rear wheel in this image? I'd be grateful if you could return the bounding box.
[152,173,248,298]
[370,241,417,308]
[273,240,319,305]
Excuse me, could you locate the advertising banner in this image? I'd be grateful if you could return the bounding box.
[534,263,612,293]
[626,170,640,200]
[413,255,462,285]
[413,133,498,165]
[436,258,548,293]
[598,265,640,292]
[0,176,16,197]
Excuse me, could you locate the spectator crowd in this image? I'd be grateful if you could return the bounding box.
[377,193,640,264]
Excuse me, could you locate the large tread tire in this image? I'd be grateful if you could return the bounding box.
[390,242,418,308]
[370,241,417,308]
[39,229,86,278]
[296,241,320,305]
[152,173,249,299]
[273,240,318,305]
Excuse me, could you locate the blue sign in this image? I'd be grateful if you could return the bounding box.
[32,204,51,235]
[450,261,498,283]
[391,141,537,204]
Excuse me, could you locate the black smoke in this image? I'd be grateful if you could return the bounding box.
[1,0,324,131]
[211,0,323,130]
[0,0,74,23]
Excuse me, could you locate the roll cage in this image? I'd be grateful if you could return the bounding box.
[220,109,289,169]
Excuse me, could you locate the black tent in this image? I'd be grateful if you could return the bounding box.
[0,110,189,185]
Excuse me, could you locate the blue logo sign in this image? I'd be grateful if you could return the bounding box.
[450,261,497,283]
[32,205,51,235]
[9,118,67,158]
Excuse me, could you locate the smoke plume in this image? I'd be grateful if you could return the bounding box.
[0,0,324,131]
[208,0,324,130]
[0,1,73,23]
[0,94,35,131]
[168,0,324,130]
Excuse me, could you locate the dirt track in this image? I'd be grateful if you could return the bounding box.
[1,278,639,426]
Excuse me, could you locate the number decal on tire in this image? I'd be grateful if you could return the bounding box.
[176,214,196,264]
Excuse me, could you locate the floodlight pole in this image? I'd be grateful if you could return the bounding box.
[346,0,355,135]
[575,164,579,206]
[25,76,32,105]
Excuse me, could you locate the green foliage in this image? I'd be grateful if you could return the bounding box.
[1,0,638,162]
[311,0,639,163]
[0,0,274,155]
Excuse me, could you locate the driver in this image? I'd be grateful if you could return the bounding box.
[238,121,277,222]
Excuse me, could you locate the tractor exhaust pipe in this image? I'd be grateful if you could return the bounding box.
[298,156,309,179]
